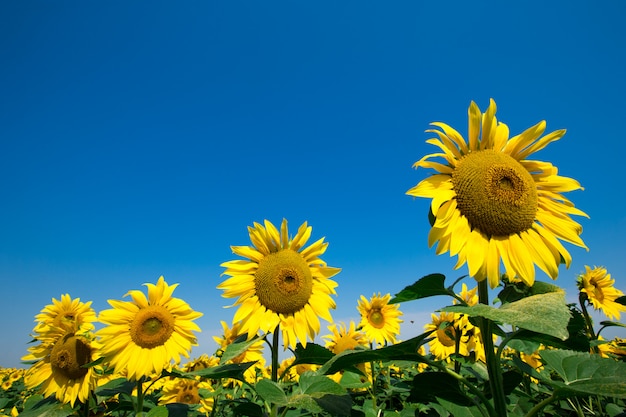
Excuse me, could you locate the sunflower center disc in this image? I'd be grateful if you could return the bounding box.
[50,334,92,380]
[368,310,385,329]
[130,306,175,349]
[176,381,200,404]
[452,149,538,237]
[436,325,458,348]
[255,249,313,314]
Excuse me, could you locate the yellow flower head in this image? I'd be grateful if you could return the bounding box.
[577,266,626,320]
[218,219,340,350]
[32,294,97,337]
[407,99,588,288]
[159,378,214,416]
[323,321,368,354]
[97,276,203,380]
[357,293,403,346]
[22,331,101,407]
[425,312,470,361]
[213,321,266,384]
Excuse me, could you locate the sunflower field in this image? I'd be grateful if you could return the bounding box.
[2,100,626,417]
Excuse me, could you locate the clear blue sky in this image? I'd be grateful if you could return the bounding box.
[2,2,625,368]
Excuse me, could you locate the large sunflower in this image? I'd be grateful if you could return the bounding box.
[407,99,588,288]
[357,293,403,346]
[577,266,626,320]
[22,330,101,407]
[97,276,203,380]
[218,219,340,349]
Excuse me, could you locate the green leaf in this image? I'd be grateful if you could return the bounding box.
[255,379,288,405]
[95,377,135,397]
[317,332,432,375]
[292,342,334,366]
[600,320,626,329]
[233,402,265,417]
[299,372,345,397]
[0,398,10,410]
[436,398,485,417]
[539,349,626,399]
[17,401,75,417]
[313,394,352,416]
[407,372,473,405]
[146,405,170,417]
[509,306,590,352]
[390,274,453,303]
[615,295,626,306]
[220,334,263,363]
[166,361,256,381]
[442,292,571,339]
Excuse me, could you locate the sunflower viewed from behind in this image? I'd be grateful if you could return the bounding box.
[97,276,203,380]
[577,266,626,320]
[357,293,403,346]
[218,219,340,349]
[407,99,588,288]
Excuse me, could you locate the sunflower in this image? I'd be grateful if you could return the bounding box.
[357,293,403,346]
[159,378,214,415]
[97,276,203,380]
[425,312,471,361]
[218,219,340,349]
[32,294,97,337]
[323,321,370,385]
[213,321,266,384]
[22,330,101,407]
[577,266,626,320]
[407,99,588,288]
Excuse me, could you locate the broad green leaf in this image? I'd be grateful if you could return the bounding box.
[0,398,10,410]
[317,332,432,375]
[298,372,345,397]
[292,342,334,366]
[146,406,169,417]
[313,394,352,416]
[233,402,265,417]
[539,349,626,399]
[166,361,256,381]
[390,274,453,303]
[436,398,485,417]
[255,379,288,405]
[17,401,75,417]
[442,292,571,339]
[615,295,626,306]
[220,334,263,363]
[497,280,563,304]
[95,377,135,398]
[407,372,473,405]
[508,306,589,352]
[600,320,626,329]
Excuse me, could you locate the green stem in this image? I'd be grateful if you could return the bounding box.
[135,378,144,415]
[369,343,378,410]
[524,393,558,417]
[477,280,507,417]
[579,293,598,353]
[270,325,280,417]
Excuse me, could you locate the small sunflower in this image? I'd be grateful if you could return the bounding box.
[97,276,203,380]
[407,99,588,288]
[357,293,403,346]
[213,321,266,384]
[159,378,214,415]
[425,312,471,361]
[218,219,340,349]
[323,321,370,385]
[32,294,97,337]
[577,266,626,320]
[22,330,101,407]
[323,321,368,354]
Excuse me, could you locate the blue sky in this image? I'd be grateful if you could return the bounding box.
[1,2,625,368]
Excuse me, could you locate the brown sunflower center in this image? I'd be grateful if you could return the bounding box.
[254,249,313,314]
[452,149,538,237]
[176,381,200,404]
[50,334,92,380]
[368,310,385,329]
[130,305,175,349]
[436,323,458,348]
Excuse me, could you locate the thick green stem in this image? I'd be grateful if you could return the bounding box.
[136,378,144,415]
[270,325,280,417]
[477,280,507,417]
[524,393,558,417]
